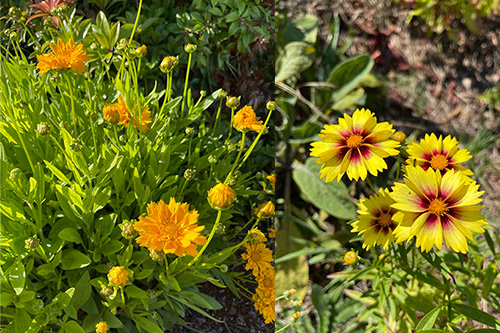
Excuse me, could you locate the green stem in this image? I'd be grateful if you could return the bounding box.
[225,107,236,144]
[159,72,170,116]
[225,132,245,183]
[65,74,77,134]
[116,0,143,81]
[396,154,401,180]
[181,52,192,117]
[276,320,295,333]
[227,218,256,241]
[168,71,173,102]
[237,109,273,171]
[366,177,377,194]
[211,98,223,136]
[187,210,222,267]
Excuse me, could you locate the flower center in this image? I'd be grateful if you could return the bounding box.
[428,198,447,215]
[430,154,448,170]
[346,134,363,148]
[378,212,393,227]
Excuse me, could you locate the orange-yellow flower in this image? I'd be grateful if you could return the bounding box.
[134,198,206,257]
[310,109,400,182]
[108,266,129,287]
[391,166,487,253]
[241,242,273,276]
[208,183,236,209]
[36,38,90,75]
[254,201,275,219]
[133,105,152,133]
[253,266,275,324]
[267,228,275,238]
[267,174,275,190]
[249,229,267,243]
[116,96,131,126]
[103,103,121,124]
[95,321,109,333]
[406,133,473,176]
[233,105,263,133]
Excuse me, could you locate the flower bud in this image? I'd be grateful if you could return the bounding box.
[100,285,113,297]
[147,289,156,298]
[70,139,84,152]
[254,201,274,220]
[184,43,197,53]
[344,250,358,265]
[249,229,267,243]
[220,264,228,272]
[184,169,196,180]
[9,7,18,16]
[226,96,240,109]
[135,44,147,57]
[185,127,195,136]
[25,237,39,250]
[19,16,26,23]
[207,183,236,210]
[219,90,227,99]
[149,249,165,261]
[393,131,407,142]
[200,90,206,97]
[90,42,98,50]
[226,141,236,152]
[108,266,129,287]
[293,311,300,321]
[226,175,236,186]
[216,223,226,234]
[119,220,137,239]
[36,122,51,136]
[9,168,23,182]
[160,56,179,73]
[208,155,217,164]
[59,122,70,130]
[32,299,44,312]
[266,101,275,111]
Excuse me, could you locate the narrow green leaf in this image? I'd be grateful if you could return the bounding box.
[416,307,441,330]
[9,261,25,295]
[453,303,499,327]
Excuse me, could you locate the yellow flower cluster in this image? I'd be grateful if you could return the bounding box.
[102,96,152,132]
[242,242,275,323]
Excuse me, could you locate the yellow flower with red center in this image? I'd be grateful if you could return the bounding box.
[232,105,264,133]
[133,198,207,257]
[241,242,273,276]
[406,133,473,176]
[108,266,129,287]
[310,109,400,182]
[351,188,397,250]
[95,321,109,333]
[207,183,236,209]
[390,166,487,253]
[267,174,275,190]
[254,201,275,219]
[36,38,90,75]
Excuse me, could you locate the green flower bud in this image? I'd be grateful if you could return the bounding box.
[184,169,196,180]
[32,299,44,312]
[185,127,195,136]
[70,139,84,152]
[220,264,228,273]
[266,101,275,111]
[219,90,227,99]
[147,289,155,298]
[226,175,236,186]
[208,155,217,164]
[149,250,164,261]
[159,56,179,73]
[100,285,113,297]
[9,7,18,16]
[226,96,240,109]
[9,168,23,182]
[119,221,137,239]
[25,237,39,250]
[50,73,60,82]
[226,141,236,152]
[216,223,226,234]
[184,43,197,53]
[36,122,51,136]
[200,90,206,97]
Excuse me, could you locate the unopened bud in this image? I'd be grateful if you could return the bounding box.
[149,250,164,261]
[135,45,147,57]
[266,101,275,111]
[219,90,227,99]
[119,221,137,239]
[100,285,113,297]
[160,56,178,73]
[208,155,217,164]
[184,169,196,180]
[185,127,195,136]
[25,237,39,250]
[70,139,84,152]
[226,96,240,109]
[184,43,197,53]
[36,122,51,136]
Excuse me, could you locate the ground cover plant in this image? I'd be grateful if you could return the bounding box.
[0,1,275,331]
[275,1,500,332]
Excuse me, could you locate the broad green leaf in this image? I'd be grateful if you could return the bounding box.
[68,271,91,314]
[282,15,318,45]
[63,321,85,333]
[9,261,25,295]
[134,316,164,333]
[58,228,83,244]
[61,250,91,270]
[292,158,356,219]
[125,285,148,299]
[328,55,374,102]
[0,292,14,306]
[416,307,442,330]
[276,42,315,82]
[453,303,500,327]
[44,160,71,184]
[167,275,181,292]
[101,240,124,256]
[331,87,365,110]
[15,308,31,333]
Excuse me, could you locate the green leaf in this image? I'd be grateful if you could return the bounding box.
[9,261,25,295]
[292,158,356,219]
[63,321,85,333]
[328,55,374,102]
[167,275,181,292]
[68,271,91,315]
[125,285,148,299]
[331,87,365,110]
[101,240,124,256]
[61,250,91,270]
[44,160,71,184]
[58,228,83,244]
[276,42,315,82]
[453,303,500,327]
[134,316,164,333]
[282,14,318,45]
[15,308,31,333]
[416,307,441,330]
[0,292,13,306]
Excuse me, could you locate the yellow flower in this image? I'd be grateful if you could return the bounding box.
[406,133,473,176]
[267,228,275,238]
[36,38,90,75]
[134,198,207,257]
[390,166,487,253]
[254,201,275,219]
[343,250,357,265]
[310,108,400,182]
[116,96,131,126]
[160,56,178,72]
[253,266,275,324]
[232,105,263,133]
[103,103,121,124]
[95,321,109,333]
[136,44,147,56]
[249,229,267,243]
[241,243,273,276]
[293,311,300,320]
[392,131,407,142]
[267,174,275,190]
[108,266,129,287]
[208,183,236,209]
[133,105,152,133]
[351,188,397,250]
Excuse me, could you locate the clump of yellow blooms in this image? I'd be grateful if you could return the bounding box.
[107,266,130,287]
[102,96,151,132]
[207,183,236,209]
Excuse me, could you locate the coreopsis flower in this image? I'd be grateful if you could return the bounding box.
[95,321,109,333]
[36,38,90,75]
[351,188,397,250]
[254,201,275,220]
[132,106,152,133]
[249,229,267,244]
[233,105,264,133]
[208,183,236,209]
[293,311,300,321]
[253,266,275,324]
[116,96,131,126]
[108,266,129,287]
[27,0,72,28]
[267,228,275,238]
[103,103,121,124]
[136,44,147,57]
[343,250,358,265]
[134,198,207,257]
[406,133,473,176]
[241,243,273,276]
[267,174,275,190]
[310,109,400,182]
[390,166,487,253]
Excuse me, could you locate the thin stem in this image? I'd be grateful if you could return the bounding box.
[225,132,245,183]
[366,177,376,194]
[396,154,401,180]
[116,0,143,81]
[159,71,170,116]
[181,52,192,117]
[225,107,236,144]
[227,218,255,241]
[211,99,223,136]
[187,210,222,267]
[65,74,77,134]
